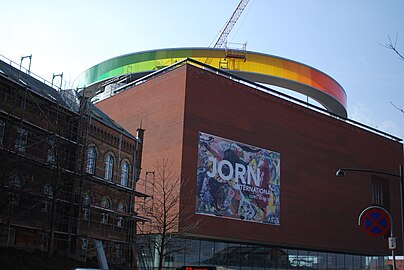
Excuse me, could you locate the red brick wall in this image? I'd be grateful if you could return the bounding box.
[97,67,187,195]
[97,64,403,256]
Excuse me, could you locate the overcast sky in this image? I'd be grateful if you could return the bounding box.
[1,0,404,140]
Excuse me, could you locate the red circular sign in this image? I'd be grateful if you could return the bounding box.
[360,208,390,237]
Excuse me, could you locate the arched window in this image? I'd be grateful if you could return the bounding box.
[99,190,111,226]
[86,146,97,174]
[100,196,111,209]
[104,153,114,181]
[120,161,129,186]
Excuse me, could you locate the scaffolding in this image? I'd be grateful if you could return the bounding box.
[135,171,155,235]
[0,54,84,254]
[0,54,146,268]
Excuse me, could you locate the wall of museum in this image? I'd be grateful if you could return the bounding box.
[97,64,403,256]
[181,64,403,255]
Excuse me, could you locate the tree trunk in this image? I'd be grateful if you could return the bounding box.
[158,233,166,270]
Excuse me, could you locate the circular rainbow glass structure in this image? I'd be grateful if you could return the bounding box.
[77,48,347,117]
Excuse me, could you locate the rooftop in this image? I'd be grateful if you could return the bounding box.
[0,54,139,142]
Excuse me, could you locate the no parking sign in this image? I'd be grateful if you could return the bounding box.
[358,206,391,237]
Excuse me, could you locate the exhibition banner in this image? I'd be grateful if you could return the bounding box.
[196,132,281,225]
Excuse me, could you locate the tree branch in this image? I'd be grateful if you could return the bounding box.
[390,101,404,115]
[381,33,404,61]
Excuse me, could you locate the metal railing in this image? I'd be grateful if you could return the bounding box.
[0,54,59,91]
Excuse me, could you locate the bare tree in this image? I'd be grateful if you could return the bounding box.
[381,33,404,61]
[138,159,200,270]
[381,34,404,115]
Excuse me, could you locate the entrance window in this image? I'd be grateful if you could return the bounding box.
[185,239,200,265]
[200,240,214,266]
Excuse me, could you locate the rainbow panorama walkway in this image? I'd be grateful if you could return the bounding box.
[77,48,347,117]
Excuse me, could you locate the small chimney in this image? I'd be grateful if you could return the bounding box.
[134,127,145,181]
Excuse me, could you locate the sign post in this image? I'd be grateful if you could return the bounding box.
[358,206,396,270]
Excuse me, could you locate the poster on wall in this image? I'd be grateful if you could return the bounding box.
[196,132,281,225]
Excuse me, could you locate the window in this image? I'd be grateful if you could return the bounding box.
[117,216,124,228]
[100,196,111,209]
[372,181,383,205]
[81,238,88,250]
[372,177,389,208]
[115,244,123,260]
[82,208,90,220]
[200,240,215,265]
[104,153,114,181]
[8,174,23,188]
[6,175,22,212]
[43,184,53,199]
[83,192,92,206]
[0,119,5,145]
[8,194,20,212]
[117,201,127,212]
[120,161,129,186]
[42,184,53,213]
[7,175,23,211]
[15,128,28,153]
[86,146,97,174]
[101,213,109,224]
[82,193,92,220]
[47,138,57,164]
[185,239,200,265]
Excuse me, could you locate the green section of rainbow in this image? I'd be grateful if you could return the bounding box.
[77,48,347,117]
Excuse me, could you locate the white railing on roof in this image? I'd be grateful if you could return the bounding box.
[0,54,58,91]
[0,53,80,113]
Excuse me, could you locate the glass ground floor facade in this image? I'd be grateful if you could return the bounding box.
[137,235,389,270]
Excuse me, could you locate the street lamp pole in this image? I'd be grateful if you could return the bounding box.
[336,165,404,256]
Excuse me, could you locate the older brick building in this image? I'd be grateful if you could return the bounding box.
[0,56,146,267]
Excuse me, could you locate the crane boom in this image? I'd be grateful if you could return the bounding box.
[213,0,250,48]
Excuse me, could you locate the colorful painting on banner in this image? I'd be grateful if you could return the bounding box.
[196,132,281,225]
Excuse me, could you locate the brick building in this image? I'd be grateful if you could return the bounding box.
[0,56,147,267]
[92,57,403,270]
